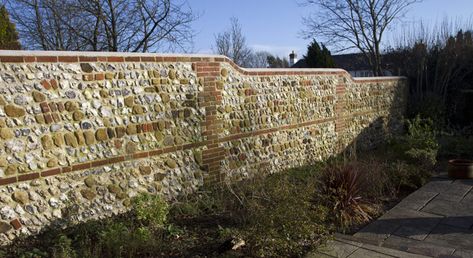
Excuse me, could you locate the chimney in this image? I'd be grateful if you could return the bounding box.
[289,50,297,67]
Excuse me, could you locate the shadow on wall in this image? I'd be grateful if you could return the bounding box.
[309,78,407,166]
[222,77,409,182]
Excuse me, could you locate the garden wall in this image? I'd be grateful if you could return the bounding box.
[0,51,407,243]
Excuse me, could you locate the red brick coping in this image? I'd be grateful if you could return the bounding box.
[0,50,405,82]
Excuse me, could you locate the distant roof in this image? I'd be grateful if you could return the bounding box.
[332,53,371,71]
[291,53,372,71]
[291,59,307,68]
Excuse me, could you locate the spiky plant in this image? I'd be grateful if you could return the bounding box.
[319,162,376,231]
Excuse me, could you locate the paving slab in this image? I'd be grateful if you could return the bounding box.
[309,237,431,258]
[461,192,473,203]
[323,177,473,258]
[383,235,455,257]
[421,198,473,216]
[359,241,430,258]
[316,240,360,258]
[421,180,471,197]
[452,249,473,258]
[347,248,393,258]
[306,251,336,257]
[440,216,473,229]
[353,220,399,245]
[453,180,473,187]
[395,190,438,210]
[380,207,443,227]
[424,224,473,251]
[436,193,467,202]
[393,225,432,240]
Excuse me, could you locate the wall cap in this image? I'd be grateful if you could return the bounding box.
[0,50,407,80]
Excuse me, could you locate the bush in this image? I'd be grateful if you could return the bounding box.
[390,115,439,168]
[51,234,76,258]
[170,166,331,257]
[438,135,473,159]
[410,93,446,129]
[234,170,329,257]
[132,193,169,228]
[388,160,431,191]
[318,162,378,232]
[356,157,396,201]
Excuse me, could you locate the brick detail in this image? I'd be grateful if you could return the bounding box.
[10,219,22,230]
[196,61,224,184]
[335,77,347,133]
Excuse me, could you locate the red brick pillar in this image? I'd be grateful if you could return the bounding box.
[195,60,225,185]
[335,75,347,152]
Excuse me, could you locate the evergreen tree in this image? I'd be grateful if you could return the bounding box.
[0,5,21,50]
[304,39,334,68]
[267,54,289,68]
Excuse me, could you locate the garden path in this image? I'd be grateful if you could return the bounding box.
[308,175,473,257]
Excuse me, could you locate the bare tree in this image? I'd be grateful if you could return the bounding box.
[302,0,421,76]
[5,0,197,52]
[214,17,253,67]
[247,51,271,68]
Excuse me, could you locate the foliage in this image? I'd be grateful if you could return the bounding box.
[132,193,169,228]
[5,0,196,52]
[229,169,330,257]
[409,93,446,129]
[302,0,420,75]
[266,54,290,68]
[438,135,473,159]
[98,222,155,258]
[387,28,473,127]
[388,160,431,191]
[390,116,439,168]
[0,146,437,257]
[51,234,76,258]
[304,39,335,68]
[214,17,253,67]
[171,166,331,257]
[0,5,20,50]
[319,162,377,231]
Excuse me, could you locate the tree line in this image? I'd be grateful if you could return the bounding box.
[1,0,196,52]
[213,17,335,68]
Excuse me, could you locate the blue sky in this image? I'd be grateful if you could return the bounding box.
[187,0,473,57]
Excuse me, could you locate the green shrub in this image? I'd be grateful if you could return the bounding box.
[410,93,446,129]
[170,167,330,257]
[51,234,76,258]
[16,249,48,258]
[356,157,396,201]
[235,171,329,257]
[132,193,169,228]
[388,160,431,191]
[438,135,473,159]
[98,222,128,257]
[390,115,439,168]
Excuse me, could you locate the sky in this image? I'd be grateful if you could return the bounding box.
[187,0,473,58]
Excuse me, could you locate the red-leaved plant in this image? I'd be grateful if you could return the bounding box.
[319,162,376,231]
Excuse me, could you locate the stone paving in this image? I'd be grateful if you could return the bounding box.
[309,176,473,257]
[307,235,431,257]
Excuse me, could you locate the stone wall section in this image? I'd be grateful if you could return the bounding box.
[0,51,407,243]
